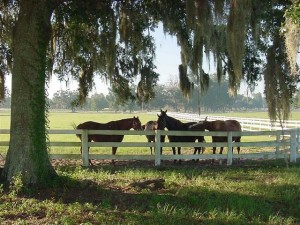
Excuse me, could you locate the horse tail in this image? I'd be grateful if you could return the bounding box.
[71,122,81,139]
[71,122,77,129]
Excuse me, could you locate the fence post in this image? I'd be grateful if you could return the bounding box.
[227,131,233,165]
[81,129,89,167]
[290,129,297,163]
[155,130,161,166]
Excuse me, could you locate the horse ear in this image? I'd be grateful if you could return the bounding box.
[205,116,208,121]
[160,109,167,113]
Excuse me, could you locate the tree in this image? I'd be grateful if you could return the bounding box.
[50,90,79,111]
[89,93,109,112]
[0,0,299,185]
[2,0,57,184]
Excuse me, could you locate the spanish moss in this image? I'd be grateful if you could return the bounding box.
[226,0,252,94]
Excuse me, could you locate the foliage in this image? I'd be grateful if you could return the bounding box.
[1,0,299,119]
[49,90,79,111]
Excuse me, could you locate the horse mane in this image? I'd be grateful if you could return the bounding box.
[165,115,189,130]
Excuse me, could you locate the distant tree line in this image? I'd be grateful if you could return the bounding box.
[48,78,268,112]
[2,78,299,112]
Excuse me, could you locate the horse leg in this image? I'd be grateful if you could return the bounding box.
[193,147,200,162]
[172,147,177,163]
[149,140,153,155]
[219,147,224,154]
[236,137,241,154]
[160,136,165,155]
[112,147,117,165]
[178,147,182,164]
[212,147,216,154]
[193,148,197,154]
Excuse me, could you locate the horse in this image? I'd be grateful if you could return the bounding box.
[157,110,205,161]
[75,116,142,165]
[194,118,241,154]
[143,120,165,155]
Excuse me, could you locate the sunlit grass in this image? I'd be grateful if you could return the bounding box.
[1,110,300,224]
[0,110,296,155]
[1,161,299,224]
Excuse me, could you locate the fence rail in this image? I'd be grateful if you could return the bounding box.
[1,129,299,167]
[166,112,300,131]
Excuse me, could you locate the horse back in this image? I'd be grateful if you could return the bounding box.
[144,121,157,130]
[224,120,241,132]
[77,121,104,130]
[76,121,124,142]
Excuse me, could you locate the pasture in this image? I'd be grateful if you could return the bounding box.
[0,110,300,224]
[0,110,285,156]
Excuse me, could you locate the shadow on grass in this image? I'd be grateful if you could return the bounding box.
[20,160,300,224]
[1,160,299,224]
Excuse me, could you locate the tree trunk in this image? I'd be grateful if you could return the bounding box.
[2,0,57,185]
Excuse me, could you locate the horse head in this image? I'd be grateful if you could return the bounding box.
[156,113,166,130]
[132,116,142,130]
[160,109,167,116]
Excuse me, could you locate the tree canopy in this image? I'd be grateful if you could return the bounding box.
[1,0,299,119]
[0,0,299,185]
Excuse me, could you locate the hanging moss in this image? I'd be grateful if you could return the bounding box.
[78,65,94,104]
[179,64,193,98]
[226,0,252,88]
[264,36,298,122]
[282,17,300,76]
[214,0,225,23]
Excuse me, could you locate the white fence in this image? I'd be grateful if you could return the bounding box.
[166,112,300,131]
[0,129,299,167]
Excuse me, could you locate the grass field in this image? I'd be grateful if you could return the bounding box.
[0,110,287,155]
[0,160,300,224]
[0,110,300,224]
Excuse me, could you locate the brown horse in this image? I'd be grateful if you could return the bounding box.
[194,118,241,154]
[75,116,142,165]
[143,120,166,155]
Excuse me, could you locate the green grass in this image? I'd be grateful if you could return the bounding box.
[0,110,292,154]
[0,160,300,224]
[1,110,300,224]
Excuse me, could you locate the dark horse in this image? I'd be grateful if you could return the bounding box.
[157,110,205,160]
[75,116,142,165]
[142,120,165,155]
[193,118,241,154]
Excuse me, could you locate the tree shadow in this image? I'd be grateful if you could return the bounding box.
[1,160,300,224]
[18,162,300,224]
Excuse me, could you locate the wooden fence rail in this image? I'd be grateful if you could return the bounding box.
[0,129,299,167]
